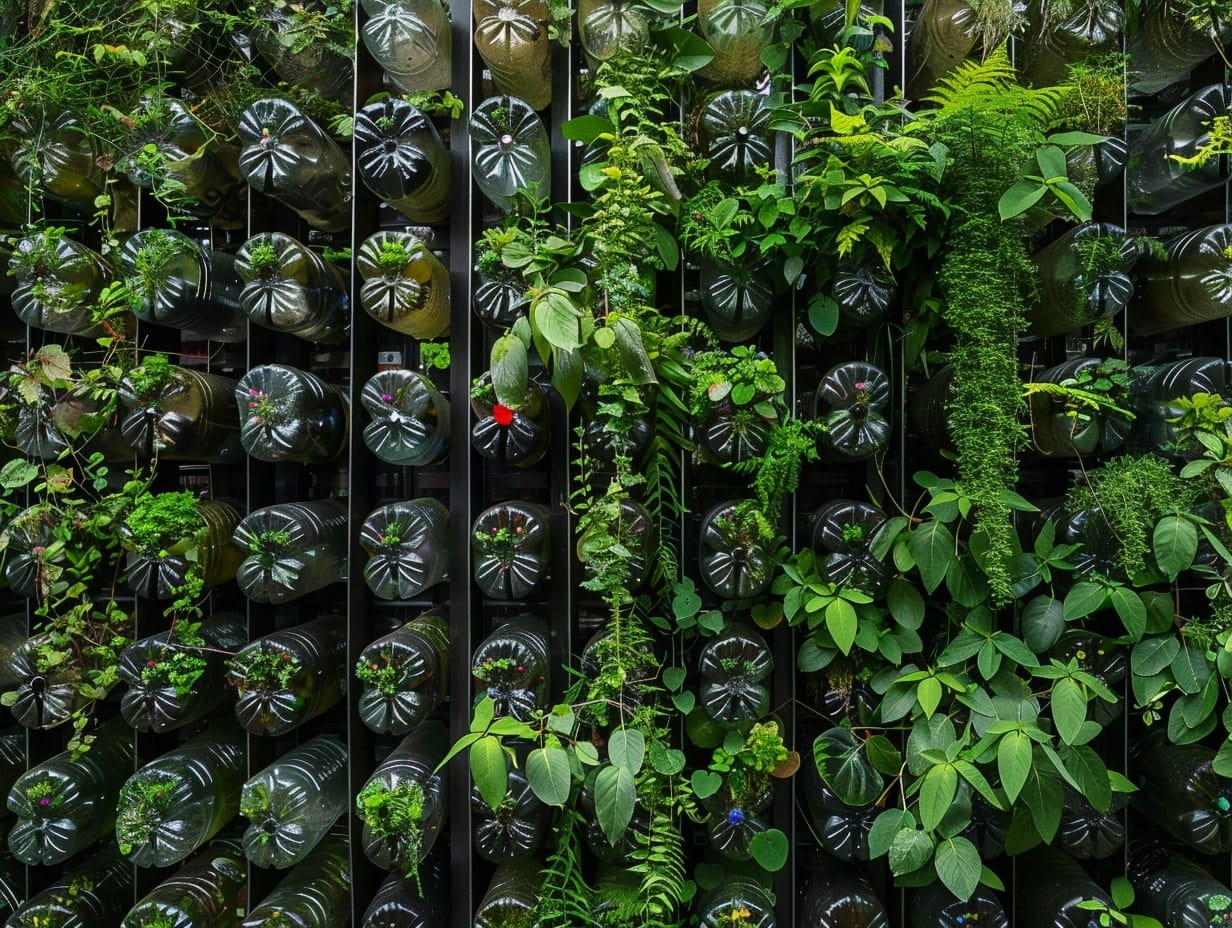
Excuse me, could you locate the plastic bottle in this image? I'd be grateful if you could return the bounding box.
[234,365,349,464]
[1019,0,1123,87]
[577,0,652,63]
[240,735,348,868]
[360,868,447,927]
[474,0,552,111]
[697,0,775,87]
[472,759,551,862]
[1059,788,1128,860]
[699,257,778,342]
[120,840,248,928]
[905,0,978,101]
[1132,225,1232,334]
[473,862,544,928]
[233,500,349,603]
[1132,848,1232,928]
[470,376,552,467]
[1128,85,1232,216]
[0,853,21,921]
[815,361,892,461]
[236,98,353,232]
[696,876,777,927]
[117,361,244,461]
[809,499,889,594]
[357,722,449,873]
[240,833,351,928]
[1127,0,1232,94]
[698,623,773,722]
[698,500,776,599]
[360,369,451,467]
[801,773,875,862]
[578,498,654,593]
[250,10,352,102]
[798,857,890,928]
[121,497,244,600]
[357,610,450,735]
[0,728,26,802]
[6,632,92,729]
[471,501,552,600]
[1,506,56,597]
[354,97,452,224]
[119,228,247,342]
[1030,222,1138,338]
[9,230,109,336]
[1133,357,1231,450]
[470,96,551,211]
[3,845,134,928]
[1026,359,1131,457]
[697,90,772,183]
[473,264,528,328]
[236,232,350,344]
[226,614,346,736]
[361,499,451,600]
[118,613,247,733]
[6,717,134,865]
[360,0,452,93]
[471,615,550,720]
[0,615,27,691]
[1016,848,1113,928]
[8,109,107,211]
[908,883,1009,928]
[694,394,774,466]
[832,263,898,330]
[114,722,247,868]
[357,230,451,339]
[1137,732,1232,854]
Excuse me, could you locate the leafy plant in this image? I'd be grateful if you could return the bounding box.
[356,778,426,890]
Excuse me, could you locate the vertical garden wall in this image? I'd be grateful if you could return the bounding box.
[0,0,1231,925]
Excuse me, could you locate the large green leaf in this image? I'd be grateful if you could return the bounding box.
[869,808,915,858]
[934,836,981,901]
[1021,596,1065,654]
[1064,581,1106,620]
[919,763,958,832]
[1059,743,1111,813]
[526,746,572,806]
[1153,515,1197,580]
[469,735,508,812]
[889,827,934,876]
[1051,677,1086,745]
[1020,750,1064,842]
[909,521,955,594]
[749,828,789,872]
[1109,587,1147,641]
[1132,636,1180,677]
[813,727,882,806]
[997,730,1033,803]
[607,728,646,773]
[887,578,925,630]
[532,290,581,351]
[595,764,636,845]
[827,598,858,655]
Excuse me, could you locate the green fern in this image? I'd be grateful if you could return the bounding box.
[533,809,598,928]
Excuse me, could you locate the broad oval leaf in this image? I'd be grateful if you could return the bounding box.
[595,764,636,845]
[527,746,572,806]
[813,727,882,806]
[607,728,646,773]
[935,836,981,901]
[1154,515,1198,580]
[470,735,509,812]
[909,521,956,594]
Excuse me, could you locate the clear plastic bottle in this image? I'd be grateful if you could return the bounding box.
[1133,225,1232,334]
[4,845,134,928]
[697,0,775,87]
[241,833,351,928]
[13,385,133,463]
[1128,85,1232,217]
[357,611,449,736]
[472,264,528,328]
[577,0,652,62]
[815,361,892,461]
[354,98,452,224]
[6,632,92,729]
[1030,222,1138,338]
[8,110,107,211]
[472,501,552,600]
[361,499,451,600]
[240,735,348,868]
[357,230,451,339]
[698,500,776,599]
[905,0,978,101]
[357,722,449,873]
[578,498,654,593]
[696,876,777,927]
[473,862,544,928]
[699,257,778,342]
[470,96,551,211]
[799,858,889,928]
[236,232,350,344]
[0,615,27,691]
[6,717,133,865]
[236,98,353,232]
[360,868,446,927]
[1133,357,1231,450]
[9,230,110,336]
[801,767,873,861]
[471,615,550,721]
[1138,733,1232,854]
[1016,848,1113,928]
[234,365,349,464]
[251,9,353,103]
[118,613,248,733]
[474,0,552,111]
[115,722,247,868]
[120,228,247,342]
[809,499,889,594]
[1128,0,1232,94]
[117,360,243,462]
[1019,0,1123,88]
[698,623,772,722]
[472,759,551,862]
[121,497,244,600]
[1132,849,1232,928]
[908,883,1009,928]
[697,90,772,183]
[233,500,349,603]
[361,369,451,466]
[470,378,552,468]
[120,841,248,928]
[226,614,346,736]
[360,0,452,93]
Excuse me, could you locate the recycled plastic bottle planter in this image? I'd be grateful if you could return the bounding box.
[578,0,652,62]
[120,497,244,600]
[361,369,451,466]
[361,499,451,599]
[706,802,769,861]
[1016,847,1113,928]
[472,501,552,600]
[473,861,545,928]
[697,0,775,86]
[0,730,24,801]
[5,846,133,928]
[241,833,351,928]
[357,610,450,735]
[828,263,898,331]
[1027,359,1132,457]
[905,0,978,101]
[357,230,451,338]
[1019,0,1123,87]
[802,772,875,861]
[120,98,246,227]
[699,256,779,342]
[470,96,551,211]
[578,624,659,723]
[471,615,550,720]
[7,632,96,729]
[1030,223,1138,338]
[9,110,107,211]
[235,365,349,464]
[578,498,654,592]
[1138,733,1232,853]
[697,90,772,183]
[6,718,133,865]
[117,360,243,462]
[472,757,551,862]
[354,97,452,223]
[814,361,892,461]
[226,614,346,736]
[360,0,452,93]
[236,232,350,344]
[13,384,133,463]
[908,883,1009,928]
[237,98,352,232]
[474,0,553,112]
[9,230,109,336]
[698,623,772,722]
[120,842,248,928]
[698,501,776,598]
[114,722,247,867]
[1133,357,1231,450]
[357,722,449,873]
[3,504,58,597]
[1059,787,1128,859]
[361,869,446,927]
[799,858,890,928]
[118,613,247,733]
[473,265,528,328]
[809,499,889,594]
[1128,0,1232,94]
[1132,225,1232,334]
[240,735,349,868]
[1128,85,1232,216]
[693,392,775,466]
[696,877,777,928]
[1132,852,1232,928]
[251,10,353,103]
[471,376,551,468]
[119,228,247,342]
[233,500,349,603]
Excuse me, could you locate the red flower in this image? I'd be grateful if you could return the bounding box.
[492,404,515,427]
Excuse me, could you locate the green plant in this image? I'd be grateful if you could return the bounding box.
[128,230,191,297]
[139,623,208,698]
[419,341,450,372]
[356,779,426,889]
[404,90,465,120]
[122,491,205,554]
[230,648,302,692]
[124,353,177,403]
[245,242,280,276]
[355,650,403,697]
[375,237,414,270]
[116,774,176,854]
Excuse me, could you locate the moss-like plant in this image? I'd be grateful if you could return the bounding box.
[125,353,177,404]
[356,779,425,889]
[130,230,190,296]
[122,491,205,554]
[230,648,303,692]
[355,650,403,697]
[116,774,176,854]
